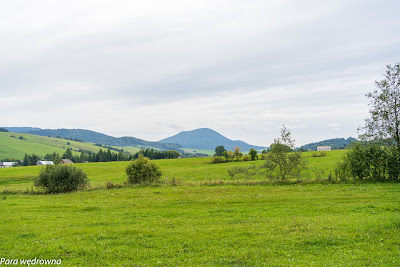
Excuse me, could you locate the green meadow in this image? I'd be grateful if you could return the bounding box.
[1,151,344,192]
[1,150,399,266]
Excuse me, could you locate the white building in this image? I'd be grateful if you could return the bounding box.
[2,162,17,168]
[317,146,331,151]
[37,161,54,166]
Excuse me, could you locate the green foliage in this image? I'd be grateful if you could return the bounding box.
[263,126,307,180]
[223,150,234,162]
[312,151,327,157]
[242,155,251,161]
[299,137,357,151]
[335,141,400,181]
[132,148,180,160]
[62,148,73,160]
[227,166,257,180]
[22,154,30,166]
[227,126,307,180]
[261,148,269,154]
[214,145,226,156]
[126,155,162,184]
[0,127,8,132]
[34,164,89,193]
[359,63,400,152]
[248,148,258,161]
[211,156,226,164]
[53,154,62,164]
[28,154,41,166]
[234,146,242,161]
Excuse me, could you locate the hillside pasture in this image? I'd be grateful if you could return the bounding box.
[0,132,133,160]
[2,150,344,192]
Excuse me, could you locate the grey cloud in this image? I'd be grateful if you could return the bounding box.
[1,0,399,146]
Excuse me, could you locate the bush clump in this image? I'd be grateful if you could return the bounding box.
[126,155,162,184]
[211,156,226,164]
[242,155,251,161]
[34,165,89,193]
[312,151,327,157]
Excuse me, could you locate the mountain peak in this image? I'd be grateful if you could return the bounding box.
[159,128,265,151]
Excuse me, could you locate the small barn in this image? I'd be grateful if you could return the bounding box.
[317,146,331,151]
[3,162,16,168]
[61,159,74,164]
[37,161,54,166]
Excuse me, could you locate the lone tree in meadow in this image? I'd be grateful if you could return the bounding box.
[263,126,307,180]
[226,126,307,180]
[359,62,400,154]
[248,148,258,161]
[214,145,226,156]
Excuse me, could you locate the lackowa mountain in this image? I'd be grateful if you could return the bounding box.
[159,128,266,151]
[5,127,183,152]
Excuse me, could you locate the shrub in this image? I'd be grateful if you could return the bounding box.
[242,155,251,161]
[334,141,400,182]
[260,153,267,160]
[312,151,327,157]
[211,156,226,164]
[105,181,115,189]
[34,165,89,193]
[126,155,162,184]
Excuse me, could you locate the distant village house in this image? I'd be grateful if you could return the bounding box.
[0,162,17,168]
[37,161,54,166]
[317,146,331,151]
[61,159,74,164]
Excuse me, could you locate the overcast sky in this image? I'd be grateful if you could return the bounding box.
[1,0,399,146]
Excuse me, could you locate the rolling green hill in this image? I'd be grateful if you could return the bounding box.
[0,132,136,160]
[159,128,266,151]
[6,127,184,152]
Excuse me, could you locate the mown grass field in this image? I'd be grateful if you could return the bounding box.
[1,150,399,266]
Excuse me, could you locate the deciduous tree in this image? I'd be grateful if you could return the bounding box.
[359,62,400,154]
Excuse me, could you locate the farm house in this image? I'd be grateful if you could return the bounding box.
[61,159,74,164]
[317,146,332,151]
[37,161,54,166]
[2,162,17,168]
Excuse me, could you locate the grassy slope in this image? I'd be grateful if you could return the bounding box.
[0,132,139,160]
[0,150,345,192]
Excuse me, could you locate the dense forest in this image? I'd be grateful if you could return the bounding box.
[15,148,181,166]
